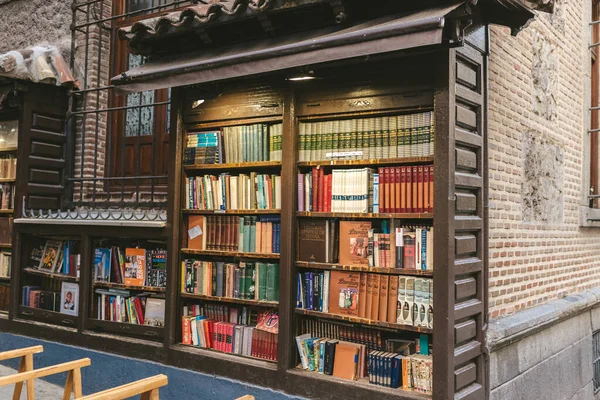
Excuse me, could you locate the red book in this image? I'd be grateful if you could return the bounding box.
[182,317,192,345]
[133,298,144,325]
[378,167,385,213]
[405,167,412,213]
[383,168,390,213]
[274,334,278,361]
[418,166,424,213]
[318,167,325,212]
[412,166,418,213]
[429,165,434,212]
[395,167,401,213]
[312,167,319,212]
[325,174,332,212]
[252,330,258,358]
[400,167,406,213]
[424,165,429,214]
[205,320,212,348]
[390,167,396,214]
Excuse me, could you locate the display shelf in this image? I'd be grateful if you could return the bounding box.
[181,249,280,260]
[180,292,279,307]
[295,261,433,277]
[297,156,434,168]
[0,178,15,183]
[87,318,164,339]
[18,305,77,327]
[93,281,166,293]
[294,309,432,334]
[177,344,278,366]
[0,147,18,153]
[0,243,11,248]
[0,209,14,215]
[182,209,280,215]
[0,276,9,282]
[184,161,281,172]
[23,268,79,282]
[296,212,433,219]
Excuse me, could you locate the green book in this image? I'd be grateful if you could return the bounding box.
[266,263,279,302]
[256,262,268,301]
[238,217,244,252]
[243,216,251,252]
[245,262,255,300]
[239,262,247,299]
[263,124,269,162]
[241,125,247,162]
[249,216,258,253]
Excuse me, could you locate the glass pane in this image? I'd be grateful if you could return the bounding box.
[125,54,154,137]
[127,0,170,13]
[0,120,18,149]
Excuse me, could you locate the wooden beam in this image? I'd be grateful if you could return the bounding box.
[77,375,168,400]
[0,345,43,361]
[0,358,91,387]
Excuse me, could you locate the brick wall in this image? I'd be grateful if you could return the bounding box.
[487,0,600,318]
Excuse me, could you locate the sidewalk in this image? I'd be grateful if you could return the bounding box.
[0,364,67,399]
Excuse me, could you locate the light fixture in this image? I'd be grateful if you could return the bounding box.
[287,70,317,81]
[191,99,205,109]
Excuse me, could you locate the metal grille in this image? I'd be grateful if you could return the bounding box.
[594,331,600,393]
[22,0,192,221]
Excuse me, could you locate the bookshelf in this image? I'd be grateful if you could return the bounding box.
[89,238,167,339]
[177,115,283,364]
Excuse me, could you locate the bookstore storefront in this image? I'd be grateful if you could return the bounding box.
[3,1,545,400]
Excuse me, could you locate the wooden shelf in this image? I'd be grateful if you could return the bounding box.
[178,343,277,365]
[93,281,166,293]
[295,309,432,334]
[23,268,79,282]
[184,161,281,172]
[0,276,9,282]
[297,156,434,168]
[0,178,15,183]
[0,209,14,214]
[181,249,280,259]
[0,147,18,153]
[183,209,280,215]
[180,292,278,307]
[296,212,433,219]
[88,318,164,339]
[288,368,429,399]
[19,306,77,328]
[296,261,433,277]
[0,243,11,248]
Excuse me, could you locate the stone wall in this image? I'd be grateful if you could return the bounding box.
[487,0,600,318]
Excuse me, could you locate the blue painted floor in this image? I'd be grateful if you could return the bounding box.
[0,333,305,399]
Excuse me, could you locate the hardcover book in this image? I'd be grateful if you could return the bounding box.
[94,248,111,282]
[328,271,360,317]
[144,298,165,326]
[338,221,371,266]
[39,240,63,272]
[60,282,79,316]
[298,220,329,263]
[124,248,146,286]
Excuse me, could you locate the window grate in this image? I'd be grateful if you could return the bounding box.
[594,331,600,393]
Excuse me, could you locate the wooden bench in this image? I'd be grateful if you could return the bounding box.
[236,396,255,400]
[0,345,44,400]
[77,374,168,400]
[0,358,91,400]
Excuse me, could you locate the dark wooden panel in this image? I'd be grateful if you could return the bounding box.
[454,216,482,231]
[455,277,477,300]
[456,148,477,171]
[455,320,477,344]
[456,104,477,130]
[454,299,483,321]
[455,127,483,147]
[455,384,484,400]
[455,362,477,391]
[456,192,477,213]
[29,168,61,185]
[456,62,478,91]
[454,340,482,366]
[455,234,477,255]
[27,195,60,210]
[28,129,66,143]
[30,141,63,158]
[455,172,483,188]
[455,258,483,275]
[26,183,64,195]
[32,113,63,132]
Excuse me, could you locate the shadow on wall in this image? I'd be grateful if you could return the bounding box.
[0,333,305,400]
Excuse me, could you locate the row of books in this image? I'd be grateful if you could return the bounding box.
[22,282,79,316]
[222,123,283,163]
[0,283,8,311]
[182,307,279,361]
[0,251,10,278]
[183,303,257,326]
[184,173,282,211]
[187,215,281,254]
[0,183,13,210]
[297,112,434,162]
[297,271,433,328]
[182,259,280,302]
[94,247,167,288]
[368,352,432,392]
[95,289,165,326]
[298,220,433,270]
[0,156,16,179]
[29,240,81,277]
[297,165,434,214]
[184,131,223,165]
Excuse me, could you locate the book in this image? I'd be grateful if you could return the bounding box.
[328,271,360,317]
[144,298,165,326]
[124,248,146,286]
[94,248,112,282]
[60,282,79,316]
[332,342,360,380]
[39,240,63,272]
[338,221,371,266]
[298,220,329,263]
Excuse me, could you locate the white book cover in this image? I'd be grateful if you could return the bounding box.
[60,282,78,316]
[397,277,406,324]
[274,176,281,209]
[191,318,198,346]
[404,277,415,326]
[230,176,238,210]
[426,228,434,271]
[296,333,311,369]
[323,270,330,312]
[415,228,422,268]
[427,279,434,329]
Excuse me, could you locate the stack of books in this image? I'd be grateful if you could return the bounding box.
[182,306,278,361]
[182,259,280,302]
[184,131,222,165]
[298,112,434,162]
[297,164,433,213]
[185,173,281,210]
[187,215,281,254]
[95,289,165,326]
[222,123,282,163]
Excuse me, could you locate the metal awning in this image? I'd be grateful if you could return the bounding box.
[112,4,467,93]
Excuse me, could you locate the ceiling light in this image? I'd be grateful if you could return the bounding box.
[288,76,317,81]
[191,99,205,109]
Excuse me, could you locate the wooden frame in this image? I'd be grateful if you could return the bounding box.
[0,345,43,400]
[78,374,168,400]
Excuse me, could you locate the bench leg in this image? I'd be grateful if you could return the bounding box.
[140,388,160,400]
[12,354,35,400]
[73,368,82,398]
[11,356,25,400]
[63,371,73,400]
